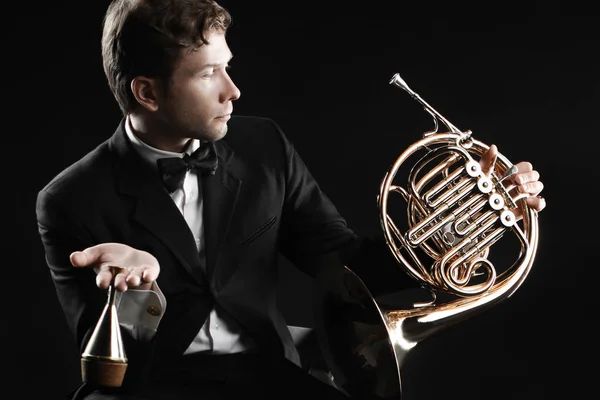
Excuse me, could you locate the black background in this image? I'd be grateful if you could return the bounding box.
[13,0,599,399]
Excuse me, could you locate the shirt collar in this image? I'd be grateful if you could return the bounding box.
[124,115,200,170]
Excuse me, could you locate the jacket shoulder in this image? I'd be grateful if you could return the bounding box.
[37,141,112,205]
[223,115,294,164]
[225,115,286,145]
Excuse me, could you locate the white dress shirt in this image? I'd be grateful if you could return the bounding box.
[115,117,256,354]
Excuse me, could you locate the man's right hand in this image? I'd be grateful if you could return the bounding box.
[70,243,160,292]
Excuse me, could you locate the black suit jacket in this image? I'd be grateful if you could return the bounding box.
[36,115,409,387]
[36,115,415,396]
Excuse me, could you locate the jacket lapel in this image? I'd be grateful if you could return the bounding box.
[109,120,207,286]
[202,139,241,282]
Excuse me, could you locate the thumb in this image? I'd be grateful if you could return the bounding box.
[480,144,498,176]
[69,244,104,268]
[70,251,90,267]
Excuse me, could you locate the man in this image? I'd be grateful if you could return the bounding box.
[36,1,546,399]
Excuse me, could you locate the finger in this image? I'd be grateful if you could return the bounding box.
[525,195,546,212]
[512,207,523,221]
[124,266,148,288]
[512,169,540,186]
[128,265,159,291]
[115,266,157,292]
[142,266,159,284]
[114,269,131,292]
[513,181,544,197]
[479,144,498,176]
[125,269,142,287]
[95,265,118,290]
[513,161,533,174]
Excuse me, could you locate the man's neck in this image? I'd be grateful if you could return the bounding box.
[128,113,190,153]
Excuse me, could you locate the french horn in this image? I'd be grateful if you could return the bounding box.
[313,73,539,399]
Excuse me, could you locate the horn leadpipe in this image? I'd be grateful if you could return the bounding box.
[390,73,463,135]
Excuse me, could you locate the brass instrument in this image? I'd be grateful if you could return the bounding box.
[81,267,128,387]
[313,73,539,399]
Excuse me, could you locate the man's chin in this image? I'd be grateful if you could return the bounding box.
[197,127,227,143]
[211,123,229,141]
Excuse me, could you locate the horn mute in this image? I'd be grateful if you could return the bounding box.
[81,267,128,388]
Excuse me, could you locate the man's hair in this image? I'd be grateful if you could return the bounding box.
[101,0,232,114]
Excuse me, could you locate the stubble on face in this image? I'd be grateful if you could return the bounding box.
[156,31,238,147]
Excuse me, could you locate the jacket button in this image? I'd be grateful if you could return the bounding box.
[147,306,161,316]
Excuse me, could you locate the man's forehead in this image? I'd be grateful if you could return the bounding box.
[178,34,232,72]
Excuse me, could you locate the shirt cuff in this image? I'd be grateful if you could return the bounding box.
[116,281,166,331]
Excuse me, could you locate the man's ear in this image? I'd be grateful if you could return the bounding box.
[130,76,161,112]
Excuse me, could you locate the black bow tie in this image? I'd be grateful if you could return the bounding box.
[157,142,218,193]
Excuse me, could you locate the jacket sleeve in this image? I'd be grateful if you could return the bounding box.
[36,186,155,391]
[272,121,417,295]
[36,187,105,350]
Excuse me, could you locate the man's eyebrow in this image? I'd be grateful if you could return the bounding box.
[201,55,234,69]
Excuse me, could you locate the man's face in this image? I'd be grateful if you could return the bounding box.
[156,30,240,144]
